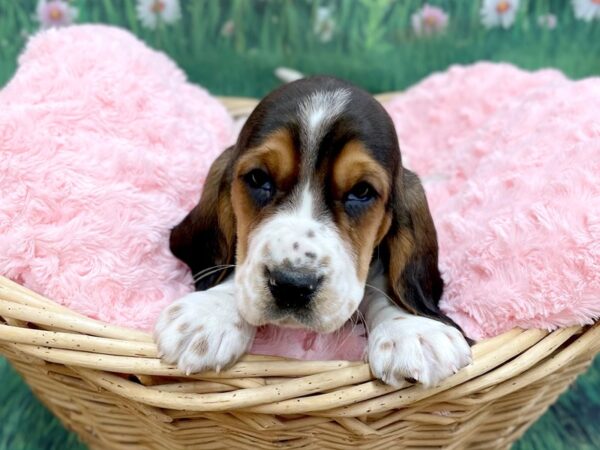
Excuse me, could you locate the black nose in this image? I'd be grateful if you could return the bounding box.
[266,268,323,310]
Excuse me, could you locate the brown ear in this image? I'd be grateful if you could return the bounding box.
[170,146,236,290]
[381,168,457,327]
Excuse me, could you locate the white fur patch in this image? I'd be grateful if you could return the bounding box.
[367,315,472,387]
[297,184,314,218]
[298,88,351,158]
[154,277,255,374]
[360,262,472,387]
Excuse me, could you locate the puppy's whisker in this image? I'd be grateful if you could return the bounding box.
[323,326,345,355]
[195,264,236,275]
[192,265,236,283]
[192,264,234,279]
[334,313,359,352]
[192,267,232,283]
[365,283,395,305]
[194,267,235,282]
[355,308,370,336]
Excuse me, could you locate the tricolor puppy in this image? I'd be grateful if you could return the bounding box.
[155,76,472,387]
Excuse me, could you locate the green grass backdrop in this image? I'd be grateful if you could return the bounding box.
[2,0,600,96]
[0,0,599,449]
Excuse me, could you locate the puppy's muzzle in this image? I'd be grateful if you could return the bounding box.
[266,267,323,310]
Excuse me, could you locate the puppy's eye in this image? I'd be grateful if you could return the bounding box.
[346,182,377,203]
[244,169,275,205]
[246,169,271,190]
[344,182,377,215]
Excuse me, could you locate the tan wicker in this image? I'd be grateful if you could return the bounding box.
[1,94,599,450]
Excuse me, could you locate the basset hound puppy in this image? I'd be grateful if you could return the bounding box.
[154,76,472,387]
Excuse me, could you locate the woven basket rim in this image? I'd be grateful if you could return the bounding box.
[1,93,599,420]
[2,255,599,416]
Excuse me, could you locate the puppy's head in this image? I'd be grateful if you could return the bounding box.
[171,77,448,332]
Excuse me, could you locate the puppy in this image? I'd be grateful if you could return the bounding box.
[154,76,471,387]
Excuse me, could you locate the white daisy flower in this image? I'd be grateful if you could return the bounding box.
[136,0,181,30]
[411,4,449,37]
[572,0,600,22]
[313,7,336,42]
[221,19,235,37]
[36,0,78,29]
[537,13,557,29]
[480,0,520,29]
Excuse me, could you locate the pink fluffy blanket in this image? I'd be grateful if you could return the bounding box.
[1,26,599,361]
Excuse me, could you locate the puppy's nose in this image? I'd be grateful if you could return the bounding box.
[266,268,322,309]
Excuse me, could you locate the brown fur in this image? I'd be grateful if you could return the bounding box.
[231,129,299,262]
[169,146,237,289]
[192,337,209,356]
[381,168,452,325]
[331,141,392,281]
[167,304,183,320]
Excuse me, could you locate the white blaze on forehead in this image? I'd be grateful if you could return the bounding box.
[298,88,351,157]
[296,184,314,219]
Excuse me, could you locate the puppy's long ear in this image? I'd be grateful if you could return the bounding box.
[170,146,236,290]
[381,168,457,327]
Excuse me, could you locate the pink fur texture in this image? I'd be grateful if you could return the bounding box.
[0,25,234,329]
[1,26,598,361]
[386,63,600,339]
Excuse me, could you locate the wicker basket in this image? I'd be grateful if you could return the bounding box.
[1,95,599,450]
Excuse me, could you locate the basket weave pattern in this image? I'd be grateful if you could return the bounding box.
[1,96,599,449]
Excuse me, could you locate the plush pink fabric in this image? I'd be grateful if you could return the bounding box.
[1,27,598,361]
[386,63,600,339]
[0,25,233,329]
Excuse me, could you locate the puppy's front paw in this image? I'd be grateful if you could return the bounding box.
[368,316,472,388]
[154,291,255,374]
